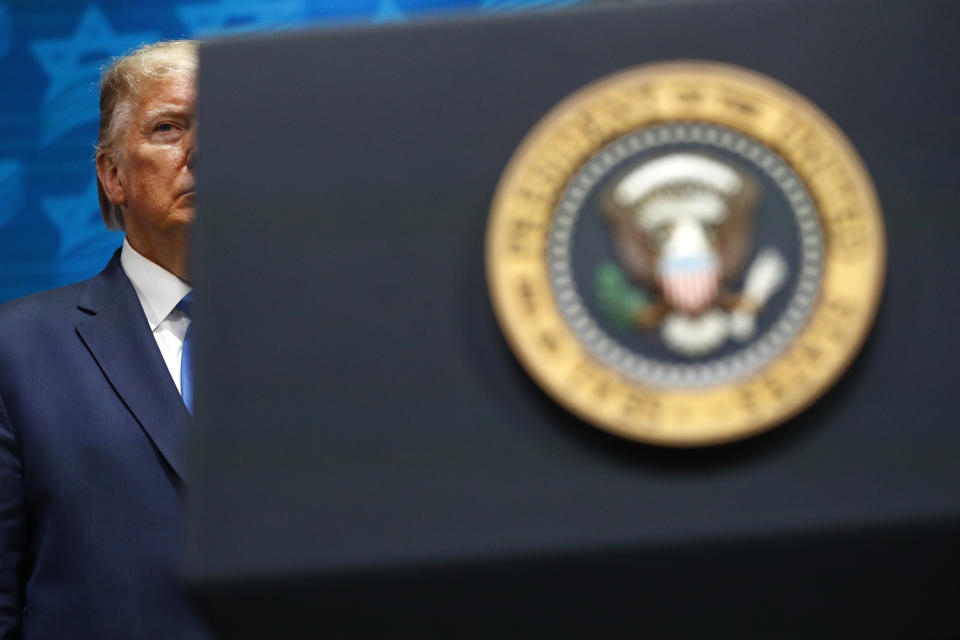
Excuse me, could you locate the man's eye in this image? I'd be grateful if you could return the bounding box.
[155,123,175,132]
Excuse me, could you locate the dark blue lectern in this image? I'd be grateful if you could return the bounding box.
[184,1,960,636]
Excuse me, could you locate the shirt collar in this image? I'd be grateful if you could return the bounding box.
[119,237,192,330]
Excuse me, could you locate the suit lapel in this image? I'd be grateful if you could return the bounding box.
[75,251,191,483]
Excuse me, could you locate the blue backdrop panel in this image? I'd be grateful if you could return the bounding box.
[0,0,583,303]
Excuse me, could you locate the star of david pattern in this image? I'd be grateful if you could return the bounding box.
[0,0,585,303]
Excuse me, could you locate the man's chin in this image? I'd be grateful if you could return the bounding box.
[167,208,196,229]
[175,198,196,215]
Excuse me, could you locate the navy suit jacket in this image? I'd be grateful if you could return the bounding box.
[0,251,209,639]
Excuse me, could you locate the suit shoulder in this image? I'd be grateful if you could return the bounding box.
[0,280,90,334]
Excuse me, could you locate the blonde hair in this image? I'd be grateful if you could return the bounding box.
[96,40,198,230]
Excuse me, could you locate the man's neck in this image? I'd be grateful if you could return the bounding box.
[124,232,190,282]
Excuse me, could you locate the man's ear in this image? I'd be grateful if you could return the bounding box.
[96,150,126,207]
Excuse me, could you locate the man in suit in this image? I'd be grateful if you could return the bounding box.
[0,40,209,638]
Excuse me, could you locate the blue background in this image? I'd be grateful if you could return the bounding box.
[0,0,584,303]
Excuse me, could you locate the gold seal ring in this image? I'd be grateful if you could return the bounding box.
[486,61,885,446]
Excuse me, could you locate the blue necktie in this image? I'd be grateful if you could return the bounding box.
[177,293,194,415]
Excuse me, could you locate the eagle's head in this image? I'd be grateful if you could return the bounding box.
[602,152,759,315]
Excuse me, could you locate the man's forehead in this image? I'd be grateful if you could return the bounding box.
[136,75,196,112]
[142,104,194,120]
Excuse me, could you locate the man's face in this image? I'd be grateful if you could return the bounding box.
[100,73,197,273]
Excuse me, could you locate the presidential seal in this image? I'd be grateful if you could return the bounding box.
[486,61,885,446]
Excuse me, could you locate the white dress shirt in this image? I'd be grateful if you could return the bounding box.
[119,238,193,395]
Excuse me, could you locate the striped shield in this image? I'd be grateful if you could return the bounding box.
[656,252,720,315]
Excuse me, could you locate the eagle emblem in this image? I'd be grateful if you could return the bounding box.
[486,61,885,445]
[596,152,787,357]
